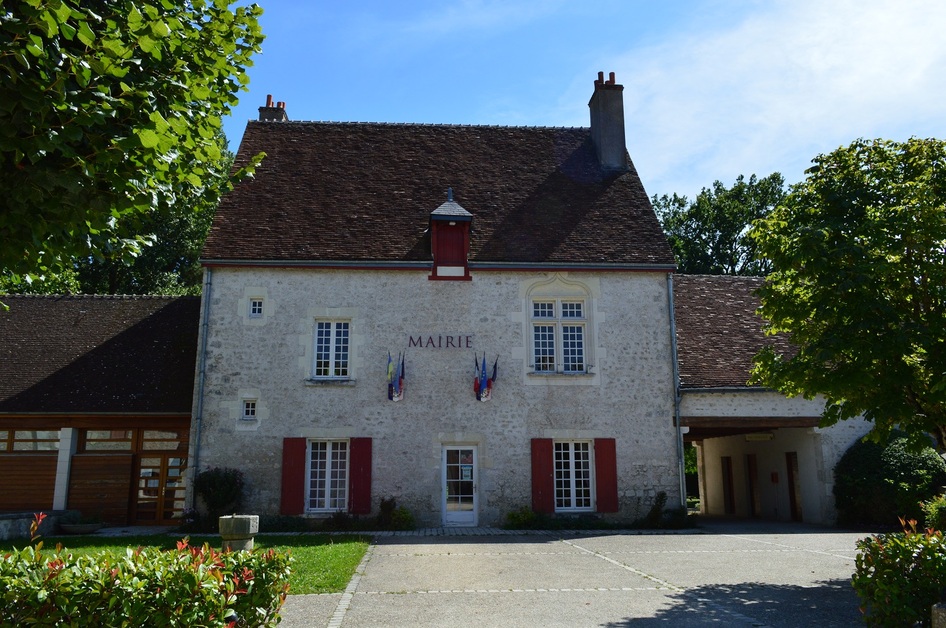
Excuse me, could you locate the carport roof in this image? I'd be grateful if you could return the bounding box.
[0,295,199,414]
[673,275,794,389]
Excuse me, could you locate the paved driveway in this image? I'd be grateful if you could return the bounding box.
[279,520,868,627]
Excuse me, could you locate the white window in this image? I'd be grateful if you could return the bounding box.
[532,300,586,373]
[307,440,349,511]
[241,400,257,420]
[249,298,264,318]
[314,321,350,379]
[554,441,593,511]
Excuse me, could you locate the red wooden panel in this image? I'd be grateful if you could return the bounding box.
[531,438,554,514]
[348,437,372,515]
[594,438,619,513]
[280,438,307,515]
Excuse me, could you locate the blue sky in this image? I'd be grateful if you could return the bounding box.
[222,0,946,200]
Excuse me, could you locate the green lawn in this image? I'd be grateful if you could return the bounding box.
[0,533,370,595]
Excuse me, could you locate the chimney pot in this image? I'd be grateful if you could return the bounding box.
[258,96,289,122]
[608,71,616,84]
[596,71,604,84]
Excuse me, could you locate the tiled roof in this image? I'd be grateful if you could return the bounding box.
[0,295,199,413]
[203,122,674,266]
[673,275,793,389]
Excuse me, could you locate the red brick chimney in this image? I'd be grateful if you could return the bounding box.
[258,94,288,122]
[588,72,628,172]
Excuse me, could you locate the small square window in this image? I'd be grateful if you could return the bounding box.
[242,400,258,420]
[249,299,264,318]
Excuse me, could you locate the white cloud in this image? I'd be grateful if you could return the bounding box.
[607,0,946,198]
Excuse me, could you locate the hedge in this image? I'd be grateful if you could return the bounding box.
[853,521,946,627]
[0,525,291,627]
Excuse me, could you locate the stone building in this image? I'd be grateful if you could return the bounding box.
[190,74,686,526]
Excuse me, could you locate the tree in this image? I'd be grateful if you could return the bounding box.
[0,133,232,296]
[750,138,946,449]
[0,0,264,285]
[72,137,234,295]
[653,173,786,275]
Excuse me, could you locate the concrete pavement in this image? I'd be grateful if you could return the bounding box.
[278,519,869,627]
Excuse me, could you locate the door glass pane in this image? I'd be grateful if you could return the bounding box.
[445,448,474,512]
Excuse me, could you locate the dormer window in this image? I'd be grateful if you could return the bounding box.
[429,188,472,281]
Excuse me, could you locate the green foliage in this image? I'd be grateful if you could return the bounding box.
[0,538,291,626]
[922,493,946,531]
[0,0,264,284]
[833,434,946,527]
[852,522,946,627]
[376,497,416,531]
[684,443,698,475]
[194,467,244,530]
[653,173,786,275]
[751,138,946,450]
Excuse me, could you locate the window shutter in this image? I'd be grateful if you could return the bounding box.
[594,438,619,513]
[531,438,554,513]
[349,437,372,515]
[280,437,307,515]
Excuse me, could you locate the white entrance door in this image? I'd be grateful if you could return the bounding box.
[443,446,477,526]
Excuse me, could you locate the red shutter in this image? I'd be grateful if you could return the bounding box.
[348,437,372,515]
[280,438,307,515]
[594,438,619,513]
[531,438,554,513]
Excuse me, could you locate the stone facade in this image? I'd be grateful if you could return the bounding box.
[191,267,680,526]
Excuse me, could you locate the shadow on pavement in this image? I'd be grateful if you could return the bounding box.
[602,579,862,627]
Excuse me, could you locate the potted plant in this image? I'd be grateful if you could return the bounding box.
[58,510,103,534]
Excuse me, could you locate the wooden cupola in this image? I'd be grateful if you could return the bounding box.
[428,188,472,281]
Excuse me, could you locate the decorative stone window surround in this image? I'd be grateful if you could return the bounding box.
[512,274,604,386]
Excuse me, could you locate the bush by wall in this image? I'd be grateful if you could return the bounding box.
[194,467,245,531]
[833,434,946,527]
[852,521,946,627]
[0,537,291,627]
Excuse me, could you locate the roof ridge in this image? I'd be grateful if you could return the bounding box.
[249,120,588,131]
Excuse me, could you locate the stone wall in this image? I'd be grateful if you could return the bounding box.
[190,268,680,526]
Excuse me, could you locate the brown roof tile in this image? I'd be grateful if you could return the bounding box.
[204,122,674,266]
[0,295,199,413]
[673,275,792,389]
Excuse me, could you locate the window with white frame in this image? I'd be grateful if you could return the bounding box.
[241,400,257,421]
[249,298,264,319]
[532,299,586,373]
[307,440,349,511]
[554,441,593,511]
[313,321,350,379]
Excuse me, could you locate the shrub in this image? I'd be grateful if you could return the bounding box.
[0,523,292,626]
[833,434,946,527]
[923,493,946,531]
[376,497,416,531]
[852,521,946,627]
[390,506,415,531]
[503,507,542,530]
[194,467,245,531]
